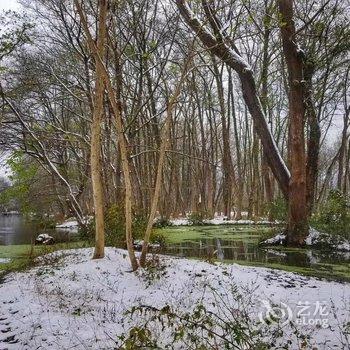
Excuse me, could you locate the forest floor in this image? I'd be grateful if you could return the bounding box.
[0,247,349,349]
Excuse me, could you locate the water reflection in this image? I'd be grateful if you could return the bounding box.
[0,214,76,245]
[163,238,350,268]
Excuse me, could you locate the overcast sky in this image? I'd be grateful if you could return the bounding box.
[0,0,19,11]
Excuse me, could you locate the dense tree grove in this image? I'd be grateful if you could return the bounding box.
[0,0,349,265]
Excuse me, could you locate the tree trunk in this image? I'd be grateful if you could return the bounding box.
[278,0,308,245]
[75,0,138,270]
[90,0,107,259]
[260,6,275,219]
[337,69,350,194]
[212,58,234,219]
[304,62,321,216]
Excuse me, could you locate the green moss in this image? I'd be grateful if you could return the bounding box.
[158,225,271,244]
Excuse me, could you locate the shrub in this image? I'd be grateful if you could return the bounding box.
[79,218,95,242]
[188,211,208,225]
[313,190,350,238]
[117,284,300,349]
[149,231,166,246]
[117,327,158,349]
[136,254,168,287]
[82,204,148,247]
[266,197,287,221]
[153,217,172,228]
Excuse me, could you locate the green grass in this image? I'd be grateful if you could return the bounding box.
[0,241,92,276]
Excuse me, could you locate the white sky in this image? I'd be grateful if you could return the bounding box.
[0,165,10,178]
[0,154,11,179]
[0,0,19,11]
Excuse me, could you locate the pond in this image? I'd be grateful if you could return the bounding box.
[158,225,350,282]
[0,214,77,245]
[1,216,349,282]
[0,214,85,275]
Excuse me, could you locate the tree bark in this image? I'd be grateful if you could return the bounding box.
[304,61,321,216]
[212,58,234,219]
[337,69,350,194]
[260,5,275,218]
[91,0,107,259]
[278,0,308,245]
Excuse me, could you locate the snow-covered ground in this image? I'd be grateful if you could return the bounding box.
[55,217,93,232]
[0,248,349,349]
[263,227,350,252]
[56,214,281,230]
[56,218,79,229]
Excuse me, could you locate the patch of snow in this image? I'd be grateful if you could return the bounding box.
[55,216,92,233]
[1,211,20,215]
[35,233,54,245]
[56,218,79,229]
[0,258,11,264]
[262,227,350,252]
[265,249,287,257]
[169,215,283,227]
[133,240,161,250]
[262,233,286,245]
[337,241,350,252]
[169,218,189,226]
[209,218,282,225]
[0,248,348,349]
[306,228,350,251]
[305,227,322,245]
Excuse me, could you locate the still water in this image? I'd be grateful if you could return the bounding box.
[0,214,76,245]
[160,226,350,279]
[1,216,349,281]
[164,237,350,267]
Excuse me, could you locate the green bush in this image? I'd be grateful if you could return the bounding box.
[266,197,287,221]
[188,211,208,225]
[149,231,166,245]
[153,217,172,228]
[313,190,350,238]
[82,204,148,247]
[79,218,95,242]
